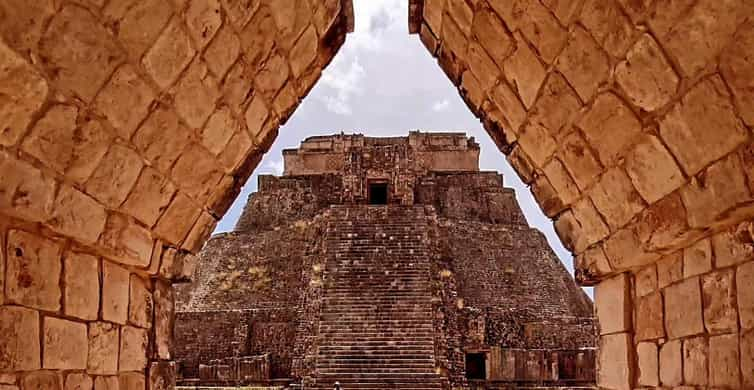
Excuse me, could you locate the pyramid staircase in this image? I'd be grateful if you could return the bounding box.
[309,205,443,389]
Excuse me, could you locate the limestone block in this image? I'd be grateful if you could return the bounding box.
[88,322,119,375]
[579,0,634,57]
[0,152,55,223]
[148,361,176,390]
[624,135,685,204]
[94,65,155,140]
[159,249,198,281]
[739,261,754,329]
[0,40,48,147]
[460,71,484,114]
[615,34,678,111]
[664,0,744,77]
[491,0,566,63]
[489,82,526,135]
[40,6,124,101]
[440,15,468,59]
[154,192,201,245]
[49,185,108,245]
[556,26,609,101]
[121,167,176,227]
[200,107,238,155]
[709,333,740,388]
[102,262,130,324]
[743,330,754,387]
[246,95,270,141]
[239,5,276,70]
[21,105,112,184]
[615,0,653,23]
[683,238,712,278]
[540,0,582,25]
[635,265,657,297]
[5,230,62,311]
[105,0,173,59]
[171,144,223,203]
[603,225,658,270]
[504,36,546,109]
[142,18,196,89]
[635,291,664,341]
[120,326,148,371]
[221,0,259,30]
[713,227,754,268]
[467,41,499,92]
[471,6,513,68]
[517,123,556,169]
[682,153,751,228]
[118,373,145,390]
[0,0,54,54]
[660,76,748,176]
[65,373,92,390]
[93,376,118,390]
[182,212,217,253]
[254,53,289,100]
[290,26,319,78]
[597,333,631,390]
[555,198,609,254]
[659,339,682,387]
[507,146,535,184]
[0,374,15,385]
[721,20,754,126]
[647,0,695,39]
[153,281,175,359]
[99,213,153,267]
[702,269,738,333]
[637,341,658,386]
[532,175,566,218]
[63,252,100,320]
[419,23,439,55]
[634,194,691,253]
[85,145,144,208]
[447,0,472,35]
[664,277,704,339]
[267,0,311,50]
[272,81,299,121]
[203,26,241,79]
[682,336,708,386]
[542,159,579,207]
[21,372,62,390]
[128,275,153,329]
[590,168,645,230]
[173,61,220,128]
[575,244,612,284]
[578,93,642,167]
[595,273,631,335]
[43,317,88,369]
[0,306,40,370]
[657,251,683,289]
[219,129,254,174]
[186,0,222,49]
[133,106,192,174]
[559,131,602,191]
[423,0,443,35]
[528,74,581,140]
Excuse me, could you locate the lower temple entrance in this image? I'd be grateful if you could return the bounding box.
[368,181,388,204]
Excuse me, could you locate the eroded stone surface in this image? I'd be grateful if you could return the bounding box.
[5,230,62,311]
[88,322,119,375]
[43,317,88,369]
[0,306,40,370]
[63,252,100,320]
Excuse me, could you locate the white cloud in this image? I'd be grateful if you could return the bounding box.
[348,0,404,51]
[318,56,365,115]
[432,99,450,112]
[262,158,284,176]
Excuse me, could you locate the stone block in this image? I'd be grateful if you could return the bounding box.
[739,261,754,329]
[713,227,754,268]
[0,152,55,223]
[615,34,678,111]
[0,40,48,147]
[503,33,545,108]
[579,0,634,57]
[578,93,642,167]
[683,336,708,386]
[471,6,512,68]
[159,249,198,281]
[517,123,556,169]
[171,144,223,203]
[590,168,645,230]
[128,275,153,329]
[93,376,118,390]
[634,194,691,253]
[104,0,173,59]
[743,330,754,387]
[148,361,176,390]
[574,245,611,284]
[0,306,40,370]
[635,265,657,297]
[120,326,148,372]
[489,82,526,135]
[636,291,664,340]
[186,0,222,49]
[118,373,145,390]
[637,341,658,386]
[721,20,754,126]
[94,65,155,140]
[203,25,241,79]
[65,373,92,390]
[683,238,712,278]
[99,213,153,267]
[290,25,318,78]
[491,0,566,64]
[423,0,443,35]
[5,230,62,311]
[660,76,748,176]
[142,18,196,89]
[659,339,682,387]
[440,14,468,59]
[615,0,653,22]
[254,53,289,100]
[597,333,631,390]
[246,95,270,141]
[88,322,119,375]
[709,333,740,388]
[657,251,683,289]
[154,192,201,245]
[63,252,100,320]
[49,185,108,245]
[200,106,238,156]
[221,0,259,30]
[595,273,631,335]
[542,159,579,208]
[682,153,751,228]
[532,175,566,219]
[507,145,535,184]
[625,135,685,204]
[467,41,499,92]
[446,0,472,35]
[556,26,609,101]
[182,212,217,253]
[267,0,310,50]
[460,71,484,114]
[540,0,582,25]
[218,129,254,174]
[603,225,658,270]
[559,131,602,191]
[702,269,738,333]
[153,281,175,359]
[40,5,124,101]
[85,145,144,208]
[664,277,704,339]
[238,5,276,70]
[121,167,176,227]
[20,105,112,184]
[133,106,192,175]
[528,73,581,140]
[102,261,130,324]
[172,60,219,128]
[43,317,88,369]
[0,0,54,54]
[21,372,61,390]
[272,81,298,122]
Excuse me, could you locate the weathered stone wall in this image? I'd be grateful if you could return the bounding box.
[0,0,352,388]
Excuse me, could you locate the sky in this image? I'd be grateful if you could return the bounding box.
[214,0,590,294]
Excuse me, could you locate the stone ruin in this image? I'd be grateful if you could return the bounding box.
[174,132,597,388]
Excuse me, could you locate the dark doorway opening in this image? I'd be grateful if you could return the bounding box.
[466,353,486,380]
[368,182,388,205]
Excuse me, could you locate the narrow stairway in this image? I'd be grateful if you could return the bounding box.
[311,205,443,389]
